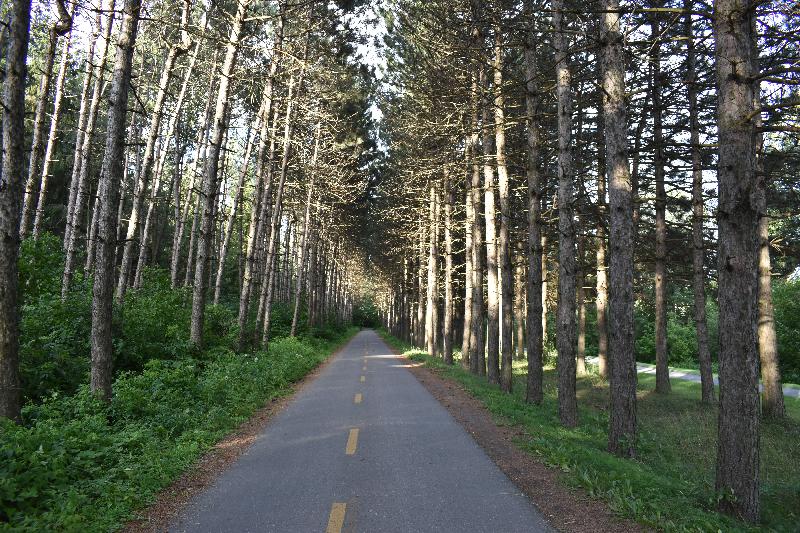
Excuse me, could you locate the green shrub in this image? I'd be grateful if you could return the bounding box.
[1,329,356,531]
[773,278,800,383]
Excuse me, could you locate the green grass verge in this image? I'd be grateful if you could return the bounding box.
[0,328,357,532]
[378,329,800,532]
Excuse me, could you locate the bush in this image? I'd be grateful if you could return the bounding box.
[1,329,356,531]
[773,278,800,383]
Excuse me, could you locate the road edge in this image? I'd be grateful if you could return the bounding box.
[121,333,357,533]
[386,343,646,533]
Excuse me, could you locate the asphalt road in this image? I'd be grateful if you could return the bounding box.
[171,329,553,533]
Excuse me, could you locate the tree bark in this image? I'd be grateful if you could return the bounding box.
[260,53,306,347]
[235,12,283,350]
[600,0,637,457]
[493,23,513,393]
[713,0,762,521]
[62,0,116,297]
[650,11,671,394]
[189,0,249,348]
[22,2,72,239]
[117,43,184,300]
[424,184,440,356]
[684,0,714,404]
[483,68,499,385]
[0,0,32,421]
[553,0,577,426]
[461,134,474,368]
[524,0,544,404]
[290,127,319,337]
[90,0,141,401]
[214,122,256,304]
[443,176,455,364]
[595,105,609,379]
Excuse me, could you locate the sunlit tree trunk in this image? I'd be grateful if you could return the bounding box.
[290,127,319,337]
[261,54,306,347]
[214,123,256,304]
[424,183,440,356]
[22,2,72,239]
[117,44,185,300]
[62,0,116,297]
[595,103,609,378]
[493,22,513,392]
[443,176,455,364]
[190,0,249,347]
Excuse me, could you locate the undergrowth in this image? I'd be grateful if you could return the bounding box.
[379,329,800,532]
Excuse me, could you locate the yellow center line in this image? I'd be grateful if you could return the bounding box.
[360,375,365,383]
[326,502,347,533]
[354,393,362,404]
[362,365,367,371]
[345,428,359,455]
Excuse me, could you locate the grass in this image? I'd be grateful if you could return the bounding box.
[0,328,358,532]
[379,330,800,532]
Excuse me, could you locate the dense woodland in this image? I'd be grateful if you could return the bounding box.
[0,0,798,529]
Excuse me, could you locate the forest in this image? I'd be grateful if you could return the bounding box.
[0,0,798,530]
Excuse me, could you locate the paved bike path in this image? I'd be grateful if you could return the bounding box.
[171,329,552,532]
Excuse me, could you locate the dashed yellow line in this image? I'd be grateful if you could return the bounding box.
[360,375,365,383]
[346,428,359,455]
[362,365,367,371]
[326,502,347,533]
[354,393,362,404]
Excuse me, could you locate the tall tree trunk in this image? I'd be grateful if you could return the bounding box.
[514,244,525,361]
[554,0,577,426]
[577,234,586,375]
[650,11,671,394]
[22,2,72,239]
[32,24,73,240]
[443,176,454,364]
[684,0,714,404]
[494,23,513,393]
[595,105,609,378]
[0,0,32,421]
[600,0,637,457]
[62,0,116,297]
[214,122,256,304]
[117,43,185,300]
[235,12,283,350]
[524,0,544,404]
[424,183,439,356]
[290,128,319,337]
[260,52,306,347]
[483,68,499,385]
[90,0,141,400]
[416,218,426,347]
[758,211,784,419]
[189,0,249,348]
[170,47,215,288]
[713,0,761,521]
[461,133,474,368]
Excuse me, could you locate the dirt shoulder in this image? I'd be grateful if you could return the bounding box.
[406,361,645,533]
[121,343,347,533]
